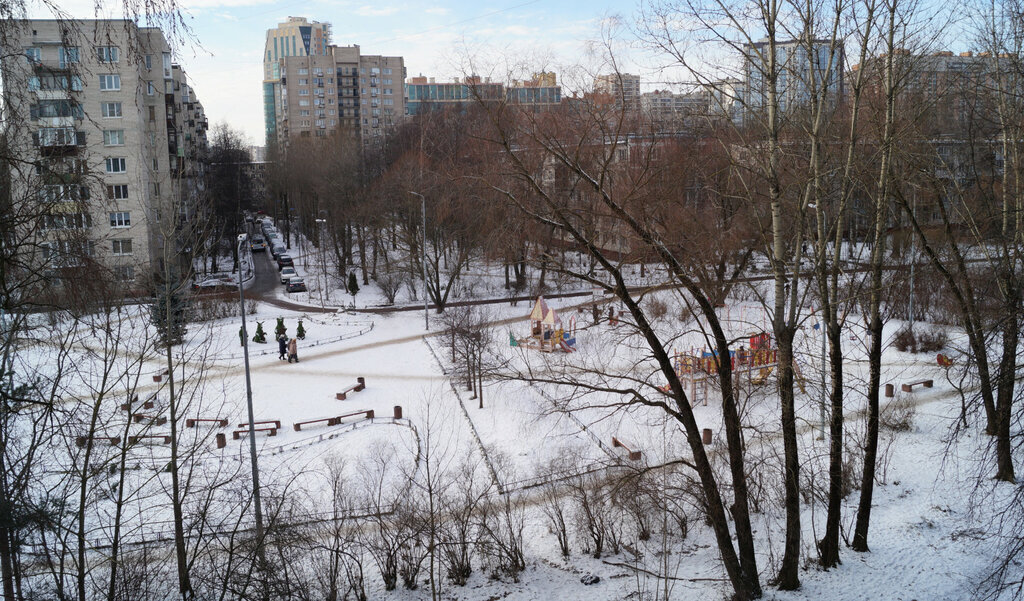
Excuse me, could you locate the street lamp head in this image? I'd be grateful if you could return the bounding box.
[238,233,248,243]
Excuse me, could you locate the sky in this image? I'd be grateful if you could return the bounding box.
[33,0,663,145]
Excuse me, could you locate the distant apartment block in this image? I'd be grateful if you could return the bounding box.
[263,17,331,145]
[640,89,708,126]
[743,38,845,117]
[405,73,561,115]
[1,19,208,289]
[593,73,642,109]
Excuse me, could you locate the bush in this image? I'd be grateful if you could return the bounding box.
[893,327,916,352]
[646,296,669,320]
[892,327,946,354]
[881,395,916,432]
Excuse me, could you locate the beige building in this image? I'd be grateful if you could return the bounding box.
[263,17,331,145]
[594,73,642,109]
[270,40,405,148]
[1,20,207,290]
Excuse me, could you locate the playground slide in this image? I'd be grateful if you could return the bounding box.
[559,339,575,353]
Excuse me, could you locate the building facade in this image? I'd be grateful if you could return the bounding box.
[593,73,642,109]
[1,20,207,290]
[262,17,331,145]
[743,38,845,118]
[405,73,562,115]
[273,45,405,147]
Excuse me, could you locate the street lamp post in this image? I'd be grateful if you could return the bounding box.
[315,218,327,308]
[236,234,267,591]
[408,191,429,331]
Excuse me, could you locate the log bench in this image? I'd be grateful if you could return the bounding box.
[128,434,172,445]
[233,426,277,440]
[75,436,121,448]
[120,396,155,412]
[901,379,934,393]
[153,368,170,383]
[237,419,281,430]
[611,436,642,461]
[187,418,229,428]
[336,377,366,400]
[133,414,168,426]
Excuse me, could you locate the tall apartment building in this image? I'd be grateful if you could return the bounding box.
[1,20,207,289]
[593,73,642,109]
[743,38,845,118]
[262,17,331,145]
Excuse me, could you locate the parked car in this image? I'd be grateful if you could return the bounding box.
[250,236,267,251]
[279,266,297,284]
[286,277,307,293]
[276,253,294,270]
[271,244,286,259]
[192,275,235,293]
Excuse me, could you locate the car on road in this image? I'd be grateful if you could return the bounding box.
[279,266,297,283]
[276,254,294,270]
[250,236,267,251]
[271,244,286,259]
[286,277,306,293]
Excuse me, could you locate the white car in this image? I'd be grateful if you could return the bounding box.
[280,266,297,284]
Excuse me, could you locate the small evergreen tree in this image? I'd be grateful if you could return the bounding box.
[296,319,306,340]
[253,321,267,343]
[348,272,360,298]
[151,281,188,346]
[275,316,287,339]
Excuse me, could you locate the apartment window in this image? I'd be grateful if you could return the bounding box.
[105,158,126,173]
[384,98,394,106]
[151,182,160,196]
[99,74,121,91]
[44,213,91,230]
[115,265,135,281]
[112,239,132,256]
[102,102,122,118]
[298,89,309,96]
[110,211,131,227]
[59,46,79,68]
[165,80,173,93]
[96,46,119,62]
[147,81,155,95]
[162,52,171,78]
[148,106,155,121]
[298,78,308,85]
[299,99,309,107]
[25,47,41,63]
[107,184,128,199]
[298,68,308,75]
[383,78,392,85]
[383,68,392,75]
[383,88,393,95]
[152,158,159,171]
[299,109,310,116]
[145,54,153,70]
[103,130,124,146]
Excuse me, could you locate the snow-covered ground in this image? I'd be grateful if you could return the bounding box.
[26,270,1017,600]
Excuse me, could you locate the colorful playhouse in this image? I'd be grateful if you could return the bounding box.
[511,296,577,352]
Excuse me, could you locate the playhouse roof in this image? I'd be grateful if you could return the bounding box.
[529,296,562,326]
[529,296,550,322]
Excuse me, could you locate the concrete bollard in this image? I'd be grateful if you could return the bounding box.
[885,383,894,398]
[216,433,226,449]
[393,405,403,419]
[702,428,713,445]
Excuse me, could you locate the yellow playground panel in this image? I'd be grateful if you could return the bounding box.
[510,296,578,353]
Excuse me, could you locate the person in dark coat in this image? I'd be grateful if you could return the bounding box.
[287,337,299,363]
[277,334,287,360]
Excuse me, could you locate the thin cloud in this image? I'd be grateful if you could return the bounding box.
[355,5,399,17]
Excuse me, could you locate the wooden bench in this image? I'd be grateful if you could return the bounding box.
[336,377,366,400]
[294,410,375,432]
[901,379,933,393]
[237,420,281,430]
[75,436,121,448]
[153,368,170,383]
[233,427,277,440]
[128,434,172,445]
[611,436,642,461]
[187,418,229,428]
[133,414,168,426]
[293,416,338,431]
[120,396,155,412]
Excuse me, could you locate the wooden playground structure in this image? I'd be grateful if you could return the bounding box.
[660,332,805,405]
[511,296,578,353]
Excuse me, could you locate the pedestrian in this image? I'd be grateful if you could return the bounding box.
[287,337,299,363]
[277,334,287,360]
